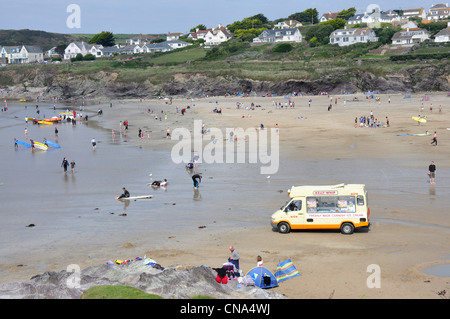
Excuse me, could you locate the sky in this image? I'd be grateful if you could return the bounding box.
[0,0,439,35]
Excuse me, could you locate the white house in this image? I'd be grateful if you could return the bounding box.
[164,40,192,50]
[99,46,120,57]
[64,42,94,59]
[0,45,43,64]
[426,3,450,20]
[21,46,44,63]
[330,27,378,46]
[187,29,209,40]
[319,12,339,22]
[253,28,302,43]
[434,22,450,42]
[204,25,233,46]
[166,33,183,41]
[88,44,104,58]
[348,8,400,25]
[402,8,427,20]
[391,28,430,46]
[0,46,23,63]
[144,42,172,53]
[274,20,303,29]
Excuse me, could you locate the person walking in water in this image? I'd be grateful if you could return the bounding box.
[192,174,202,189]
[91,138,97,150]
[428,161,436,185]
[70,160,76,174]
[61,157,69,173]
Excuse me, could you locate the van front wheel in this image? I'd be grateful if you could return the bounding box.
[278,222,291,234]
[340,223,354,235]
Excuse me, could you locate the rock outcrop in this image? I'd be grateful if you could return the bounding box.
[0,262,286,299]
[2,64,448,101]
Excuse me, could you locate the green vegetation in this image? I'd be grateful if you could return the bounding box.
[88,31,115,46]
[81,285,163,299]
[81,285,216,299]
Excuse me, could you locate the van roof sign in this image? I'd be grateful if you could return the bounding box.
[313,190,338,195]
[288,184,366,198]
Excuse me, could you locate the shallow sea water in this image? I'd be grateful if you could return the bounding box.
[1,102,449,266]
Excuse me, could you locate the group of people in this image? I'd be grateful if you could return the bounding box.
[355,111,389,128]
[61,157,76,173]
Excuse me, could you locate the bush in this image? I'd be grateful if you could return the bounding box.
[83,54,96,61]
[272,43,293,53]
[390,53,450,61]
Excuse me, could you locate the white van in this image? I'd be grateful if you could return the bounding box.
[271,184,370,234]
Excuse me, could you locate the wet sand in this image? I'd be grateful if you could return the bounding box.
[1,92,449,299]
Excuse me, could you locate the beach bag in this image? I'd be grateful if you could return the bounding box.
[242,275,255,286]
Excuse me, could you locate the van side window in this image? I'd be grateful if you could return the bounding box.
[287,200,302,211]
[337,196,356,213]
[357,195,365,206]
[307,196,356,213]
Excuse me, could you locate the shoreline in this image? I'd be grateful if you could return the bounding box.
[1,92,450,298]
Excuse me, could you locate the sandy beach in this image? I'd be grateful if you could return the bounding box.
[1,92,449,299]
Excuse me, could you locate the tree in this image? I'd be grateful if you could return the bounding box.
[234,28,267,42]
[304,24,334,44]
[227,15,269,33]
[55,43,67,56]
[337,7,356,20]
[319,18,346,30]
[190,24,207,32]
[88,31,115,47]
[374,25,400,44]
[289,8,319,24]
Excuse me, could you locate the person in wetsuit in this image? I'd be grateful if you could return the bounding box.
[192,174,202,189]
[116,187,130,199]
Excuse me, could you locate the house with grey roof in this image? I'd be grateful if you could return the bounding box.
[426,3,450,20]
[64,42,93,59]
[434,22,450,42]
[330,27,378,46]
[0,45,43,64]
[21,45,44,63]
[391,28,430,46]
[253,28,302,43]
[143,42,172,53]
[348,8,400,25]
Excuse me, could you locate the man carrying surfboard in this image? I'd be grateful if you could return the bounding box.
[115,187,130,200]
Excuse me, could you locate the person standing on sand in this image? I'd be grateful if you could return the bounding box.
[428,161,436,185]
[228,246,240,271]
[166,127,171,139]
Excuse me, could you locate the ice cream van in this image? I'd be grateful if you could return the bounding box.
[271,184,370,234]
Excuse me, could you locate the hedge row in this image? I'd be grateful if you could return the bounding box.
[390,53,450,61]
